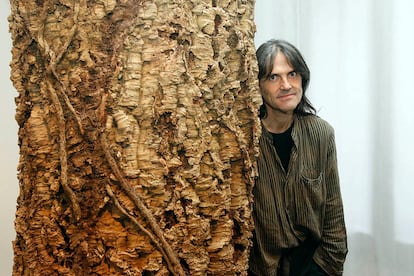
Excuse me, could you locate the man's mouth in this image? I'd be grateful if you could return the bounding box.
[278,93,294,99]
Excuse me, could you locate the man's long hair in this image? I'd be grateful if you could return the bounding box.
[256,39,316,118]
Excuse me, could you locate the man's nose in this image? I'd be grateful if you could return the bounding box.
[280,76,292,90]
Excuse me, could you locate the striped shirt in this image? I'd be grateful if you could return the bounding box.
[249,115,348,276]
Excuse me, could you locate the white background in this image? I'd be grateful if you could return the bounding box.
[1,1,19,275]
[2,1,414,275]
[255,0,414,275]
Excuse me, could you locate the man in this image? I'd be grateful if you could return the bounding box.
[249,39,348,276]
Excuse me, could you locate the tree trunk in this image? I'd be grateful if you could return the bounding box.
[9,0,260,275]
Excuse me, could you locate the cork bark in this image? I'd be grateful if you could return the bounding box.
[9,0,261,275]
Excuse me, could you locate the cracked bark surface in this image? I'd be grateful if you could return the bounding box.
[10,0,261,275]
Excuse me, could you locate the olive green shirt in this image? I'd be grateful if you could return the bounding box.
[250,115,348,275]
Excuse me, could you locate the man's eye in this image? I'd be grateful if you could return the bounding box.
[289,71,297,77]
[268,74,279,81]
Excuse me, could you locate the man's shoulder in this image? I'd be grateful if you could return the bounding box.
[296,115,335,135]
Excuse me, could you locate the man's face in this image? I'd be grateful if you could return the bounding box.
[259,51,303,116]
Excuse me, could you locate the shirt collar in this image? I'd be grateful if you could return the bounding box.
[261,114,300,145]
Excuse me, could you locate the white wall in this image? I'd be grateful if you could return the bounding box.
[255,0,414,275]
[0,1,19,275]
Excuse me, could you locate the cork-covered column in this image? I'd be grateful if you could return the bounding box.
[9,0,260,275]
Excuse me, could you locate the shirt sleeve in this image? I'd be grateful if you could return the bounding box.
[313,130,348,276]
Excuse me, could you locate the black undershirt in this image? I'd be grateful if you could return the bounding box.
[271,124,294,172]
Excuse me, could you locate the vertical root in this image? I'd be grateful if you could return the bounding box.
[36,1,83,221]
[105,184,177,275]
[47,81,81,222]
[100,133,185,276]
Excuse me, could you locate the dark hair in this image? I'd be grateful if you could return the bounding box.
[256,39,316,118]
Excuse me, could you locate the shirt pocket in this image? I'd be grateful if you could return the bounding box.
[300,168,323,189]
[297,168,325,217]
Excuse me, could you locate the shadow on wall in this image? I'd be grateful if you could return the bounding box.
[345,232,414,276]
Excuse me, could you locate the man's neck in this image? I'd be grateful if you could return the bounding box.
[262,112,294,134]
